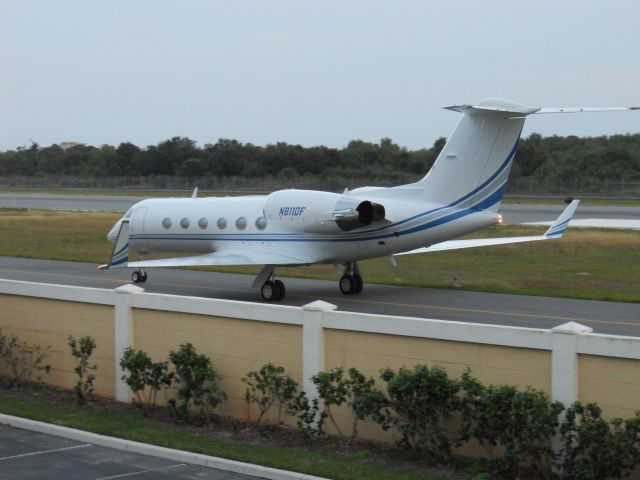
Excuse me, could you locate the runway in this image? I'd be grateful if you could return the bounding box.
[1,256,638,337]
[1,193,639,224]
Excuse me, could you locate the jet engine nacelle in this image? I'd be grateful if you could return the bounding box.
[263,189,385,233]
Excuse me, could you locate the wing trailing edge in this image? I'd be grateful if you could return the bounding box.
[395,200,580,256]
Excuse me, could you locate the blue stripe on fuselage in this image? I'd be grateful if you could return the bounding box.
[357,140,519,234]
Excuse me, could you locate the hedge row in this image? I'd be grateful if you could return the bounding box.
[1,330,639,479]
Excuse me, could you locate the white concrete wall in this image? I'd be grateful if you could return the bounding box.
[1,278,639,421]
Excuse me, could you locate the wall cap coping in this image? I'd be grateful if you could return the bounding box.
[114,284,145,294]
[302,300,338,312]
[551,322,593,335]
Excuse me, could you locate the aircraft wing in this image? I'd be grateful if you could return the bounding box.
[396,200,580,256]
[126,248,310,268]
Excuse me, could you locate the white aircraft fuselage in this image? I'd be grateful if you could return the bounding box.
[118,192,498,265]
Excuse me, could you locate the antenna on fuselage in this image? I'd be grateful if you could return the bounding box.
[191,187,198,198]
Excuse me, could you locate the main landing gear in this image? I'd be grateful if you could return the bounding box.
[252,266,286,302]
[253,266,287,302]
[339,262,363,295]
[131,269,148,283]
[260,277,286,302]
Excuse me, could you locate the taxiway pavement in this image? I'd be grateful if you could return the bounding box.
[0,256,638,337]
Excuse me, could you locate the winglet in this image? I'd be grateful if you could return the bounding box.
[544,200,580,238]
[98,219,130,270]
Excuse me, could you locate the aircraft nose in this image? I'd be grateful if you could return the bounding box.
[107,219,122,243]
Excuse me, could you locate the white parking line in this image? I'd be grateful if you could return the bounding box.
[94,463,187,480]
[0,443,92,461]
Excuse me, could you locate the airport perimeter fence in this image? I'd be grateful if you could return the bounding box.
[1,175,638,196]
[1,278,639,449]
[506,176,640,196]
[0,175,416,194]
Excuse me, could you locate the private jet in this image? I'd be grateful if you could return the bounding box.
[99,99,637,301]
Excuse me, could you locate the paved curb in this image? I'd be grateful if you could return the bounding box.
[0,413,327,480]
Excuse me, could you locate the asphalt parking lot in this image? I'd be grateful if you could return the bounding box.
[0,424,254,479]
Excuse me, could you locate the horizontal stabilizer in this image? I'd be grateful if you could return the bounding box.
[443,102,540,116]
[444,101,639,117]
[395,200,580,256]
[534,106,639,114]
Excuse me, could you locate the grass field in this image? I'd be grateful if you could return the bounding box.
[0,208,638,302]
[0,391,453,480]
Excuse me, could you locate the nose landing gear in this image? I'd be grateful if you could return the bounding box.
[131,270,148,283]
[339,262,363,295]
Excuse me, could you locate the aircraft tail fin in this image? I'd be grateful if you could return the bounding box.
[97,219,129,270]
[415,99,638,213]
[416,98,532,213]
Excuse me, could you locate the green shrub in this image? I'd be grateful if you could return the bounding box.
[560,402,640,479]
[0,329,50,388]
[288,391,325,439]
[459,371,563,478]
[243,363,298,426]
[67,335,96,405]
[312,367,387,442]
[120,347,173,411]
[311,368,350,438]
[168,343,225,421]
[379,364,461,463]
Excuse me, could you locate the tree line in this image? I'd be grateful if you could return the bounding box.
[1,133,639,185]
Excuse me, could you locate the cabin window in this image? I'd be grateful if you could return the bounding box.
[255,217,267,230]
[198,217,208,229]
[236,216,247,230]
[217,217,227,229]
[162,217,172,229]
[180,217,190,229]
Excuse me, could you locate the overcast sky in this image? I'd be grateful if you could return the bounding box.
[1,0,639,150]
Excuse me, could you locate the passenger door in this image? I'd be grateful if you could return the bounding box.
[129,207,148,253]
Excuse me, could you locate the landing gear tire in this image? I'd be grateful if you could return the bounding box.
[339,261,364,295]
[257,267,287,302]
[131,270,147,283]
[353,274,363,294]
[261,281,276,301]
[339,274,355,295]
[274,280,286,301]
[261,280,286,302]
